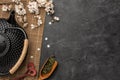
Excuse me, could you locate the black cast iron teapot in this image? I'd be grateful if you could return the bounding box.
[0,11,28,75]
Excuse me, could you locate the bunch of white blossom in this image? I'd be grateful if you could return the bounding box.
[27,1,39,14]
[45,1,54,14]
[15,2,26,15]
[2,5,12,12]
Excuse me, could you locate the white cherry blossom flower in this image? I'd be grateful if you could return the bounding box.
[27,1,39,14]
[15,2,26,15]
[12,0,21,4]
[37,0,47,7]
[2,5,8,12]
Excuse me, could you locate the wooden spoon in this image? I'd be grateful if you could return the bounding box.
[38,56,58,80]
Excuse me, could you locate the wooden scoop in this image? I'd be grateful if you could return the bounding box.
[38,56,58,80]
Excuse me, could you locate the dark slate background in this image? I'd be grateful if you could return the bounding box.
[40,0,120,80]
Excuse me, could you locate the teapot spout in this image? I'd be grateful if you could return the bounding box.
[7,10,17,25]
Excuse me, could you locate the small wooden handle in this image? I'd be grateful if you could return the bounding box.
[9,39,28,74]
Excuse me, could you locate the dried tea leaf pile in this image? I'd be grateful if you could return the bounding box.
[41,56,55,74]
